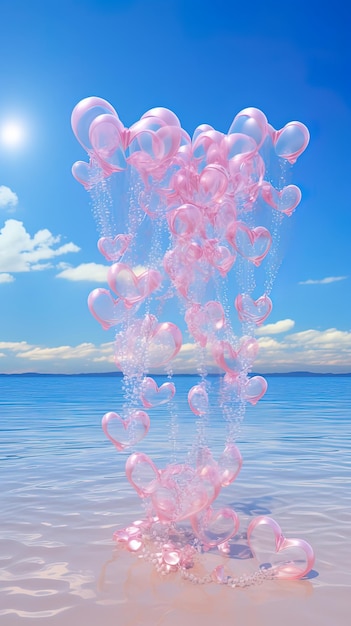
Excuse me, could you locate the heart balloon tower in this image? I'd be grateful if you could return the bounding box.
[72,98,314,587]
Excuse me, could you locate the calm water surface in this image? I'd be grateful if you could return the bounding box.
[1,375,350,625]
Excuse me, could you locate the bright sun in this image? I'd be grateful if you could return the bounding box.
[0,121,25,148]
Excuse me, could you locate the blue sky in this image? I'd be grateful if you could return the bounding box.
[0,0,350,374]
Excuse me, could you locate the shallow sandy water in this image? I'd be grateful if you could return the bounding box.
[1,375,350,625]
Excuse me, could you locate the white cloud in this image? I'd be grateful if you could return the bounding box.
[56,263,148,283]
[255,327,351,373]
[0,340,35,351]
[1,328,350,374]
[299,276,348,285]
[0,219,80,273]
[0,272,14,283]
[255,319,295,336]
[0,185,18,209]
[56,262,109,282]
[16,341,114,362]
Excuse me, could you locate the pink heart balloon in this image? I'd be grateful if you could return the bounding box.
[203,242,236,276]
[185,301,225,347]
[102,410,150,451]
[191,506,239,547]
[140,377,176,408]
[217,443,243,486]
[145,321,183,368]
[199,164,229,201]
[223,132,257,164]
[247,516,315,580]
[212,340,241,377]
[228,107,268,149]
[227,222,272,266]
[152,464,209,522]
[97,234,132,262]
[71,96,120,152]
[212,337,258,376]
[235,293,273,326]
[71,160,103,189]
[87,288,132,330]
[188,383,208,416]
[243,375,268,405]
[260,182,302,216]
[108,263,162,307]
[273,121,310,164]
[196,461,222,505]
[115,315,182,372]
[168,204,204,239]
[141,106,181,128]
[125,452,160,498]
[89,113,127,173]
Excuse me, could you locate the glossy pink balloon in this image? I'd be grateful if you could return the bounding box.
[243,375,268,405]
[235,293,273,326]
[71,160,103,189]
[188,384,209,416]
[152,464,210,522]
[185,300,225,347]
[227,222,272,266]
[228,107,268,149]
[140,377,176,408]
[273,121,310,164]
[108,263,162,307]
[89,113,127,173]
[97,234,132,262]
[125,452,160,498]
[87,288,132,330]
[261,182,302,216]
[212,338,258,377]
[247,516,315,580]
[217,443,243,486]
[203,241,236,276]
[102,410,150,451]
[115,315,182,371]
[191,506,239,547]
[71,96,120,152]
[168,204,204,239]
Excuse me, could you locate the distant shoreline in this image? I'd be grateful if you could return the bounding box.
[1,371,350,377]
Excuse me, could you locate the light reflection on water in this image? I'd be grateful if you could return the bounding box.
[1,374,350,624]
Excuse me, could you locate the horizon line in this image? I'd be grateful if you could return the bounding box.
[1,371,350,377]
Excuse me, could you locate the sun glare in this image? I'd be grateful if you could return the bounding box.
[0,120,26,148]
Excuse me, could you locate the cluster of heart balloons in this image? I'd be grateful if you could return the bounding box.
[71,97,314,583]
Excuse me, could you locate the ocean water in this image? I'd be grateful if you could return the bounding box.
[0,374,350,626]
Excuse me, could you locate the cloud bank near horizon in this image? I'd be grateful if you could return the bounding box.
[1,323,350,374]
